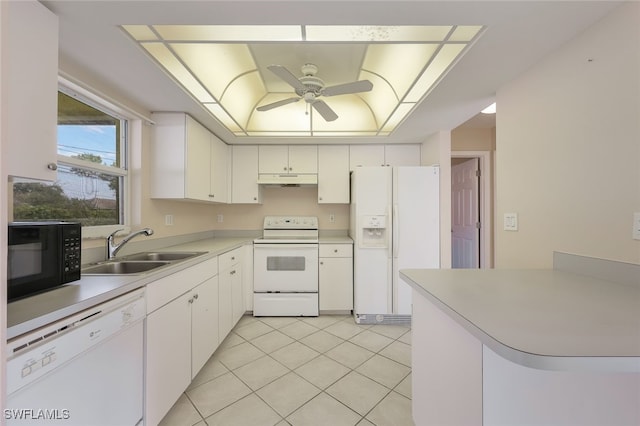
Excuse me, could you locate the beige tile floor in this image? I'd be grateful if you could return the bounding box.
[159,315,413,426]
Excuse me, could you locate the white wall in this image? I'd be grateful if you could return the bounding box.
[422,131,452,268]
[1,0,9,412]
[495,2,640,268]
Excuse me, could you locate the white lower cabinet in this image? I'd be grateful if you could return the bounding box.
[146,291,192,426]
[191,276,220,377]
[145,256,219,426]
[319,243,353,312]
[144,245,250,425]
[219,247,244,338]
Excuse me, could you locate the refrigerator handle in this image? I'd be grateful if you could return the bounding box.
[393,204,399,257]
[387,204,393,257]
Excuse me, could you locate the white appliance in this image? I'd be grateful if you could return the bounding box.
[350,166,440,324]
[253,216,319,316]
[5,289,146,426]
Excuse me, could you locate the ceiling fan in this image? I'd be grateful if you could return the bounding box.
[256,63,373,122]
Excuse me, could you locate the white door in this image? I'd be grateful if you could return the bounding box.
[451,158,480,268]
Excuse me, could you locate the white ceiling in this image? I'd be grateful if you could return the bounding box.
[41,0,621,145]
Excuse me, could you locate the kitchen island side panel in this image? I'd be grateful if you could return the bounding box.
[412,289,482,425]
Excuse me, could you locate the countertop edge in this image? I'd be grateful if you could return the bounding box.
[7,238,253,340]
[401,271,640,374]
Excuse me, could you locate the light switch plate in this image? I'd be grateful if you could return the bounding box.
[504,213,518,231]
[633,212,640,240]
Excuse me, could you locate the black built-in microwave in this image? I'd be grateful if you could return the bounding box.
[8,222,81,302]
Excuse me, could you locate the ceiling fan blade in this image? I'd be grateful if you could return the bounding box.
[267,65,306,92]
[322,80,373,97]
[256,97,300,111]
[312,100,338,122]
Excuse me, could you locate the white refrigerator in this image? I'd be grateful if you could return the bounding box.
[349,166,440,324]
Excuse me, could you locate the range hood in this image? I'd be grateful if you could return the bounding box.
[257,174,318,186]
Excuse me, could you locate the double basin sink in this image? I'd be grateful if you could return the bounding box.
[82,251,207,275]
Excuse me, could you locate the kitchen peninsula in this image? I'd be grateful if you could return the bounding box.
[401,252,640,426]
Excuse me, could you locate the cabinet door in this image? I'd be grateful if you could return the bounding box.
[218,268,234,341]
[6,2,58,181]
[231,265,244,324]
[146,292,192,426]
[318,145,349,204]
[319,257,354,311]
[185,116,212,201]
[231,145,262,203]
[191,276,220,378]
[349,145,385,170]
[259,145,289,174]
[288,145,318,174]
[384,144,421,166]
[209,135,229,203]
[242,245,254,311]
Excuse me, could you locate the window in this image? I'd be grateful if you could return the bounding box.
[12,87,129,230]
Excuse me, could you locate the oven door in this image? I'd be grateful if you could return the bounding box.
[253,243,318,292]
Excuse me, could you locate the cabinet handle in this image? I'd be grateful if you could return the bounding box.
[334,249,338,253]
[319,197,323,201]
[230,270,236,275]
[253,197,257,201]
[47,163,58,171]
[320,261,324,265]
[209,194,215,198]
[283,166,287,171]
[231,256,235,261]
[193,293,199,300]
[289,167,293,171]
[188,298,194,304]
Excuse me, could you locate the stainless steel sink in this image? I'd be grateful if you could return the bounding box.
[83,261,171,275]
[123,251,206,262]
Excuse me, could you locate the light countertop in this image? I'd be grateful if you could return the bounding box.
[401,268,640,372]
[7,237,252,339]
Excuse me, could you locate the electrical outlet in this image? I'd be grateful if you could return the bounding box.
[217,214,224,223]
[165,214,173,226]
[633,212,640,240]
[329,213,336,223]
[504,213,518,231]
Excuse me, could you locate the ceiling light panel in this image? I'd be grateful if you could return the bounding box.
[305,25,453,42]
[141,42,215,103]
[170,43,258,99]
[153,25,302,41]
[122,24,484,138]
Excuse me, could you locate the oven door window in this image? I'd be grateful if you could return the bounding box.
[267,256,305,271]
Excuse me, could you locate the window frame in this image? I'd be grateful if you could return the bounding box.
[57,77,133,239]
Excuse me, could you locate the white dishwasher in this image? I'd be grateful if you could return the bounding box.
[6,288,145,426]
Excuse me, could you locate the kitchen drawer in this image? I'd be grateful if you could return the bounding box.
[219,247,242,271]
[147,256,218,313]
[320,244,352,258]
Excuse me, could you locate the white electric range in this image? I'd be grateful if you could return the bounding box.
[253,216,319,316]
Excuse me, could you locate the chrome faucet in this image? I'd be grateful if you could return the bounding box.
[107,228,154,259]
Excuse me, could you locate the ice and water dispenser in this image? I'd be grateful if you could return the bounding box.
[359,215,387,248]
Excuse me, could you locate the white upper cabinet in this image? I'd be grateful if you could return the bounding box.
[318,145,349,204]
[349,145,385,170]
[384,144,421,167]
[288,146,318,174]
[209,134,229,203]
[350,144,421,169]
[231,145,262,204]
[259,145,317,174]
[6,1,59,181]
[150,113,228,203]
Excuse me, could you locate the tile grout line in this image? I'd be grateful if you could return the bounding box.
[167,315,412,426]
